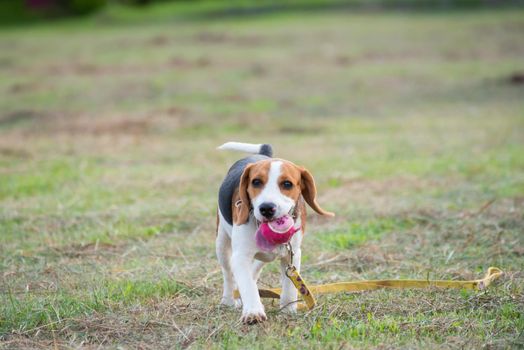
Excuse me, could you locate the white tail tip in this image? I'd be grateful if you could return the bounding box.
[217,142,273,157]
[217,142,262,154]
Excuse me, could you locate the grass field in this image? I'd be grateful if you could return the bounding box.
[1,3,524,349]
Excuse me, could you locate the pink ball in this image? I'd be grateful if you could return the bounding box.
[268,215,294,233]
[257,215,297,246]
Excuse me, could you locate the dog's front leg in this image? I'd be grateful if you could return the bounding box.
[231,224,266,324]
[279,234,302,313]
[231,252,266,324]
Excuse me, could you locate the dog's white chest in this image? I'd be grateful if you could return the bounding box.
[254,251,276,262]
[254,244,288,262]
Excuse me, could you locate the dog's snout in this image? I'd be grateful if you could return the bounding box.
[259,202,277,219]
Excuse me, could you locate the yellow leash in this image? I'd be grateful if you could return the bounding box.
[234,266,503,311]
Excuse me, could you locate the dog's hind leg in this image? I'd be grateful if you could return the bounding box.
[216,226,241,308]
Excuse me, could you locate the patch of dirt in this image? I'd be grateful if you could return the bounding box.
[223,94,247,102]
[194,31,228,43]
[324,176,445,210]
[0,337,56,349]
[147,35,170,47]
[0,110,40,126]
[278,125,325,135]
[54,242,121,258]
[56,118,151,136]
[508,72,524,85]
[8,82,40,95]
[334,55,352,66]
[0,146,32,159]
[0,57,14,68]
[353,50,425,64]
[248,63,267,76]
[194,32,266,46]
[42,57,212,76]
[8,108,191,137]
[163,106,188,117]
[169,56,211,69]
[46,62,104,75]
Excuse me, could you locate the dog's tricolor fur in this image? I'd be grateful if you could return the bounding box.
[216,142,334,324]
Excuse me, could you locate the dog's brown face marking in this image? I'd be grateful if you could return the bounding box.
[277,161,303,203]
[244,160,271,203]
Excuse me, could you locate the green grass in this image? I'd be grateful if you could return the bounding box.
[319,218,415,250]
[1,278,191,336]
[0,2,523,349]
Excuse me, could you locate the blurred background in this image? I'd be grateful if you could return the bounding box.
[3,0,524,24]
[1,0,523,348]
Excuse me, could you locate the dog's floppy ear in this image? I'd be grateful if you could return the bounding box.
[300,167,335,217]
[236,164,254,225]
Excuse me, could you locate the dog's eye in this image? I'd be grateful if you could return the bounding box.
[282,180,293,189]
[251,179,263,187]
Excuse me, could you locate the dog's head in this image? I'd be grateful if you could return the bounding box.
[235,159,334,224]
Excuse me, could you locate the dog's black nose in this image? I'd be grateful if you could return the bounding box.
[259,202,277,219]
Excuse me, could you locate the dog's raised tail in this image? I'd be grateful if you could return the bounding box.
[217,142,273,157]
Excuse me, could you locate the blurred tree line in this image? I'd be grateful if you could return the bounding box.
[1,0,523,22]
[14,0,176,16]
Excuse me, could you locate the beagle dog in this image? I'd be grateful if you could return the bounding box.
[216,142,334,324]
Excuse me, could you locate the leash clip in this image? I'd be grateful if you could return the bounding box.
[284,260,317,310]
[285,242,294,269]
[285,264,296,279]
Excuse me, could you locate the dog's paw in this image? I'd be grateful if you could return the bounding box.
[220,297,242,309]
[280,302,298,314]
[241,307,267,325]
